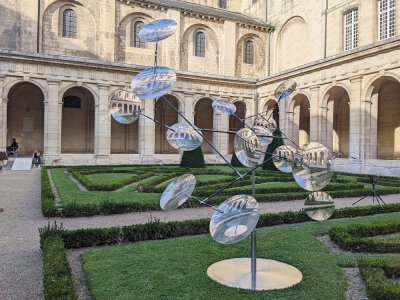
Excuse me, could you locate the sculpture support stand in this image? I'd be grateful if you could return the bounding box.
[207,170,303,291]
[352,176,386,206]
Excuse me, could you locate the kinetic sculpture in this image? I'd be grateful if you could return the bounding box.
[110,19,339,291]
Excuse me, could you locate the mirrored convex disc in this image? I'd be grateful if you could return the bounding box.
[304,192,335,221]
[274,79,297,100]
[234,128,262,167]
[292,142,333,192]
[160,174,196,211]
[210,195,260,244]
[253,126,273,147]
[110,88,142,124]
[139,19,178,42]
[254,116,277,133]
[273,145,297,173]
[131,66,176,100]
[166,122,203,151]
[212,99,236,115]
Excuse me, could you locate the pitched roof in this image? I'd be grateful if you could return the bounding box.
[134,0,271,28]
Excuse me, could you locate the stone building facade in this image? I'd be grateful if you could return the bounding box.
[0,0,399,175]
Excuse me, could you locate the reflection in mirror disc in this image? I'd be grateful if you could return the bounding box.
[212,99,237,115]
[160,174,196,211]
[253,126,273,147]
[273,145,297,173]
[274,79,297,100]
[292,142,333,192]
[234,128,262,167]
[253,117,277,133]
[166,122,203,151]
[139,19,178,42]
[210,195,260,244]
[110,88,142,124]
[131,66,176,100]
[304,192,335,221]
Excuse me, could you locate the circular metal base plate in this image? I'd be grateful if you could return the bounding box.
[207,258,303,291]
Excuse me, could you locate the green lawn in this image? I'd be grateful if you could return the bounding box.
[82,212,400,300]
[85,173,136,185]
[51,168,160,206]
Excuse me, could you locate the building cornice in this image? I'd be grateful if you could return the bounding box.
[257,36,400,86]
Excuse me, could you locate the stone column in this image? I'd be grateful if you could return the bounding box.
[140,99,155,161]
[0,76,6,148]
[183,93,194,124]
[96,85,111,162]
[349,76,363,159]
[309,86,320,142]
[44,80,60,158]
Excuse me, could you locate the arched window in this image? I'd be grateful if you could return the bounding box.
[344,9,358,51]
[219,0,227,9]
[244,40,254,64]
[132,21,145,48]
[378,0,396,40]
[195,31,206,57]
[62,9,77,38]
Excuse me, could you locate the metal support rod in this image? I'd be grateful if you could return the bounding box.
[138,112,174,131]
[154,42,159,69]
[251,170,257,290]
[160,96,242,177]
[251,229,257,290]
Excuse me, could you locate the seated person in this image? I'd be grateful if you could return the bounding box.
[6,138,18,156]
[32,150,41,167]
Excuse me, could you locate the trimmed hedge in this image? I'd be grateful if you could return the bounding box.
[42,235,76,300]
[49,203,400,249]
[180,147,205,168]
[71,171,155,191]
[358,258,400,300]
[41,168,58,217]
[329,221,400,253]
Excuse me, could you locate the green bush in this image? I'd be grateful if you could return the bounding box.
[262,128,284,170]
[329,221,400,253]
[230,151,245,167]
[358,258,400,300]
[180,147,205,168]
[41,168,58,217]
[42,235,76,300]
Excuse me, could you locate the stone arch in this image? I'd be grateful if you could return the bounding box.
[276,16,309,72]
[288,93,310,147]
[155,95,180,154]
[61,86,95,153]
[228,101,246,153]
[42,1,98,58]
[194,97,214,154]
[109,87,139,155]
[235,33,265,78]
[7,82,45,155]
[3,78,47,101]
[321,86,350,155]
[364,75,400,159]
[116,12,154,63]
[181,24,219,74]
[261,99,279,127]
[320,82,351,108]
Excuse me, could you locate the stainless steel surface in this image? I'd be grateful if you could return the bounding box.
[207,258,303,291]
[160,174,196,210]
[210,195,260,244]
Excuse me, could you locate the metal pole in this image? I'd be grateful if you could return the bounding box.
[251,170,257,290]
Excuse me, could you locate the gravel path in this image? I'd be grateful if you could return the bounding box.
[0,168,44,300]
[51,194,400,230]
